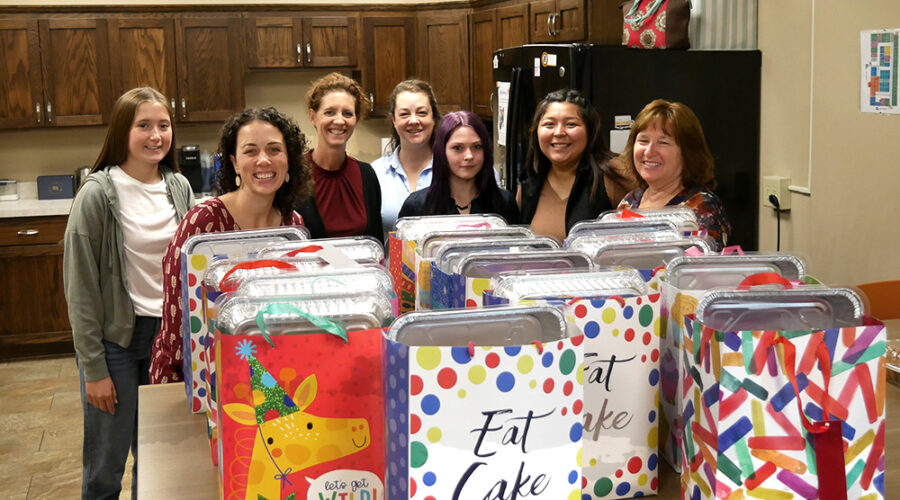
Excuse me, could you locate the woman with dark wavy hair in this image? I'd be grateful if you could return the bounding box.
[150,107,311,383]
[397,110,518,223]
[519,89,633,241]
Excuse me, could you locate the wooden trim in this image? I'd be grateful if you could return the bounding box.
[0,2,471,15]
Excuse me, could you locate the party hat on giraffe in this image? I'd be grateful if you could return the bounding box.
[237,340,299,424]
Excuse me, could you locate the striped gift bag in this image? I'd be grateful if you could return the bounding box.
[689,0,758,49]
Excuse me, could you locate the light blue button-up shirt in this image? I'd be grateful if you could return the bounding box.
[372,148,433,237]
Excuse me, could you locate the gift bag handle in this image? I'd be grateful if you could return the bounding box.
[770,336,833,433]
[254,303,348,346]
[736,272,792,290]
[619,207,645,219]
[720,245,745,256]
[219,260,297,292]
[284,245,324,257]
[624,0,665,25]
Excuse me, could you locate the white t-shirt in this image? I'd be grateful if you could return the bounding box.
[108,166,178,317]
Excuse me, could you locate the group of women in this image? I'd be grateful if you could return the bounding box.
[62,72,730,497]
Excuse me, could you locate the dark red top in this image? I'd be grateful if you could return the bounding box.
[308,151,367,237]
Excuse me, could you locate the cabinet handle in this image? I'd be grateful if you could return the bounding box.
[181,98,187,119]
[306,42,312,64]
[297,43,302,63]
[46,102,52,123]
[35,102,41,124]
[369,93,374,112]
[170,98,176,111]
[547,13,554,37]
[552,13,560,36]
[17,229,39,236]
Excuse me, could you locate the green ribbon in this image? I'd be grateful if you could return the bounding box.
[254,303,349,347]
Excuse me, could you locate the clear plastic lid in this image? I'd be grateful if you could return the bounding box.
[665,253,807,290]
[435,236,560,272]
[568,230,685,257]
[598,207,699,231]
[387,305,572,346]
[236,267,394,298]
[217,292,394,336]
[565,219,678,246]
[394,214,507,241]
[696,286,864,331]
[591,236,712,269]
[256,236,384,263]
[202,256,333,291]
[490,267,648,301]
[181,227,309,255]
[458,250,593,278]
[420,227,535,258]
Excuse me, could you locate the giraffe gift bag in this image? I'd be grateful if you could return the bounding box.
[216,295,392,500]
[383,306,585,499]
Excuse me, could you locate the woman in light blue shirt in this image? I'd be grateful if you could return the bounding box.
[372,79,441,237]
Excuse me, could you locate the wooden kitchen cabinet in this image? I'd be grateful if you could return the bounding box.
[0,18,44,128]
[531,0,586,43]
[497,3,530,50]
[107,16,178,104]
[469,3,529,118]
[361,15,415,117]
[244,13,357,69]
[304,15,357,67]
[0,215,73,360]
[417,10,469,113]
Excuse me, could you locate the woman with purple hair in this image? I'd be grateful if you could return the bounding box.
[397,111,519,223]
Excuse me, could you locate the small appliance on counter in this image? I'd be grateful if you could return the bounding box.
[0,179,18,201]
[37,175,75,200]
[75,166,91,191]
[179,145,202,194]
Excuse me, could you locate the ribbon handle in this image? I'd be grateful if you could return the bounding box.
[219,260,297,292]
[619,207,645,219]
[736,272,792,290]
[720,245,745,256]
[254,303,348,347]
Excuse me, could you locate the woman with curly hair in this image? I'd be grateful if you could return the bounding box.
[149,107,311,383]
[297,72,383,243]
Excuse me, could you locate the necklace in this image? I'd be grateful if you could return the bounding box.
[455,203,470,211]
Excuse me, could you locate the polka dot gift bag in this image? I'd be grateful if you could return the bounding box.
[383,305,585,499]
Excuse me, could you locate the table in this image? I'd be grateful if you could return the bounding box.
[138,371,899,499]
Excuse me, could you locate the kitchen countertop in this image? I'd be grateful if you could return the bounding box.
[0,182,72,218]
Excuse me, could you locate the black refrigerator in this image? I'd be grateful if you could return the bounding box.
[493,44,762,250]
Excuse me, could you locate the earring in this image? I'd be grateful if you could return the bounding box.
[235,175,241,187]
[285,172,290,183]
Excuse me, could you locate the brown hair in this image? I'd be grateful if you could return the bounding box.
[621,99,717,190]
[305,72,370,119]
[91,87,177,174]
[384,79,441,155]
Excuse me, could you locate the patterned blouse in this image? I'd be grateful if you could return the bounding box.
[148,198,304,384]
[618,186,732,250]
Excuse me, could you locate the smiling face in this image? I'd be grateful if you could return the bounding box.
[391,91,435,149]
[445,126,484,182]
[308,90,358,150]
[537,102,588,171]
[126,101,172,169]
[230,120,288,197]
[632,120,684,190]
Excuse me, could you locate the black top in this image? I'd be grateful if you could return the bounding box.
[398,187,520,225]
[519,160,613,235]
[296,160,384,244]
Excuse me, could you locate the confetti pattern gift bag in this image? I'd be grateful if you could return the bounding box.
[681,321,887,499]
[383,307,585,500]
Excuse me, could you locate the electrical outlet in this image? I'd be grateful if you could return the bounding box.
[763,176,791,211]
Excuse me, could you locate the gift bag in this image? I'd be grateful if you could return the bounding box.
[681,318,886,499]
[216,302,388,500]
[622,0,691,50]
[383,306,585,499]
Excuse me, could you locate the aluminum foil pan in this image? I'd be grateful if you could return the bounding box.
[591,236,712,269]
[490,267,648,301]
[666,254,807,290]
[435,236,560,272]
[236,267,394,298]
[696,287,864,331]
[458,249,593,278]
[421,227,535,258]
[387,305,571,346]
[568,230,685,257]
[217,292,394,336]
[598,207,699,231]
[565,219,678,246]
[257,236,384,263]
[394,214,507,241]
[202,256,334,292]
[181,226,309,255]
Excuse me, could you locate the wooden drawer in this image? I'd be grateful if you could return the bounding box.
[0,215,68,247]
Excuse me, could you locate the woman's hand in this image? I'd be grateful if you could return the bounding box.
[85,376,118,415]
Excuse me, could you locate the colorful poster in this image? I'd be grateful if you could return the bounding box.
[861,29,900,114]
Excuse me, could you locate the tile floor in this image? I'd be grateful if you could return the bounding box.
[0,356,133,499]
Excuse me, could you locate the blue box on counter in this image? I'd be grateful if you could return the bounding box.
[37,175,75,200]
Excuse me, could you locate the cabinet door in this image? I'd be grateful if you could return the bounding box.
[39,17,113,127]
[469,9,496,118]
[175,14,243,123]
[0,18,44,128]
[107,16,178,105]
[362,15,414,117]
[303,16,357,67]
[530,0,557,43]
[417,10,469,113]
[556,0,586,41]
[497,4,530,50]
[244,13,303,69]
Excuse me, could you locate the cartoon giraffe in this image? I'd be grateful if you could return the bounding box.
[224,346,371,500]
